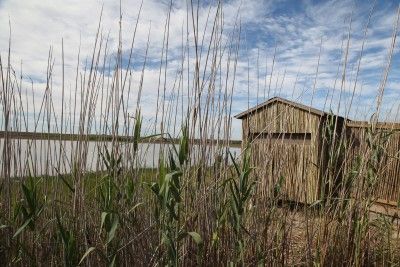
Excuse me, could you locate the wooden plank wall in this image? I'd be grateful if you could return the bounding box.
[243,102,323,204]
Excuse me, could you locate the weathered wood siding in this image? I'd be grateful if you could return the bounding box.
[242,102,323,203]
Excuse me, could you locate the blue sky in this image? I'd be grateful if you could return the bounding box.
[0,0,399,138]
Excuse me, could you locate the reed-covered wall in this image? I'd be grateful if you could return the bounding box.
[237,98,400,208]
[238,98,325,204]
[345,122,400,205]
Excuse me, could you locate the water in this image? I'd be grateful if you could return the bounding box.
[0,138,240,177]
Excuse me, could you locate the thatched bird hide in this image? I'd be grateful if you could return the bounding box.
[235,97,400,208]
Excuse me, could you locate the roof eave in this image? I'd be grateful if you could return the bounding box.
[233,97,329,119]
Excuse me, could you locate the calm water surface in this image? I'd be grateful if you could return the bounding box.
[0,138,240,177]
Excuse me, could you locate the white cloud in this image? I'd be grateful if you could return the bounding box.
[0,0,399,140]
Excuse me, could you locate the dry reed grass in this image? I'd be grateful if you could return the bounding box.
[0,1,400,266]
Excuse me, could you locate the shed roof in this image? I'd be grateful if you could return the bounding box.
[234,97,335,119]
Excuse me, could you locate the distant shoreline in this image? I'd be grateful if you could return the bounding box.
[0,131,242,148]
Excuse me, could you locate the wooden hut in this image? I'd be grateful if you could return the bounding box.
[235,97,400,207]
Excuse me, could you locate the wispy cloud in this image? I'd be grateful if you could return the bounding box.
[0,0,399,138]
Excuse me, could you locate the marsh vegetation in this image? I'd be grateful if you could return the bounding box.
[1,1,400,266]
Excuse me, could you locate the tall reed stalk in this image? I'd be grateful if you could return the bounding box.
[0,2,400,266]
